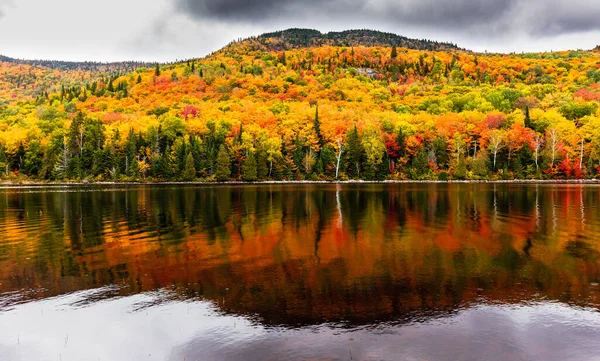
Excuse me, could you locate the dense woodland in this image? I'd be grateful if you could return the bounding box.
[1,29,600,182]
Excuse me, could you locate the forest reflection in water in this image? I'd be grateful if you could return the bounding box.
[1,183,600,361]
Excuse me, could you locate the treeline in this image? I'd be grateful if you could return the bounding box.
[0,107,597,183]
[0,55,152,72]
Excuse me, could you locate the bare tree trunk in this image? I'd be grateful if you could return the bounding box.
[493,150,497,170]
[549,128,561,167]
[335,139,343,179]
[79,128,84,157]
[489,132,503,171]
[533,134,543,172]
[580,138,584,170]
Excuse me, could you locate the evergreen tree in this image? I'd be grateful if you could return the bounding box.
[345,125,364,178]
[125,129,139,177]
[137,75,142,84]
[454,155,467,180]
[313,104,322,150]
[68,112,84,157]
[512,155,524,179]
[183,152,196,181]
[524,105,533,129]
[257,151,269,179]
[411,148,429,178]
[433,137,449,169]
[155,63,161,77]
[242,152,258,181]
[391,45,398,59]
[215,145,231,182]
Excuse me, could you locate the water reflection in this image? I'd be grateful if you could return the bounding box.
[2,288,600,361]
[1,184,600,360]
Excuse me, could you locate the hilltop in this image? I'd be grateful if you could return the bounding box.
[0,29,600,183]
[240,28,461,52]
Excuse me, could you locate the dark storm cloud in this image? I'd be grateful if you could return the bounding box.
[175,0,362,22]
[173,0,600,37]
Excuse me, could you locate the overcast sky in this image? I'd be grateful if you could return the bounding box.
[1,0,600,62]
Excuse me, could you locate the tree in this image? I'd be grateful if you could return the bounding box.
[411,148,429,178]
[524,105,533,129]
[547,127,563,167]
[183,153,196,181]
[155,63,161,77]
[532,133,544,172]
[488,130,504,171]
[361,125,386,178]
[345,125,364,178]
[391,45,398,59]
[242,153,258,181]
[454,155,467,180]
[215,145,231,182]
[334,138,343,179]
[125,129,139,177]
[313,104,323,151]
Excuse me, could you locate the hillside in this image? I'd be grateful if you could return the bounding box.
[0,29,600,182]
[248,28,461,51]
[0,55,152,72]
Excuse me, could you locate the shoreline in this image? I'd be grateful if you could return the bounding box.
[0,179,599,188]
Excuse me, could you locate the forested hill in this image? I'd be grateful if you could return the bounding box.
[1,29,600,183]
[229,28,462,52]
[0,55,152,72]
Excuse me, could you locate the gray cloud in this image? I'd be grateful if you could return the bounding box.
[524,1,600,36]
[173,0,600,38]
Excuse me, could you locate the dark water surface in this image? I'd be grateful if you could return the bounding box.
[1,183,600,361]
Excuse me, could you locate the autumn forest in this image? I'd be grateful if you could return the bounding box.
[2,28,600,182]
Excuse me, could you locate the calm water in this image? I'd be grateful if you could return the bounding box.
[1,183,600,361]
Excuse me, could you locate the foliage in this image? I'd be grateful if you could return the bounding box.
[1,29,600,182]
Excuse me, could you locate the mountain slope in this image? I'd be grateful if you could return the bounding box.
[0,29,600,182]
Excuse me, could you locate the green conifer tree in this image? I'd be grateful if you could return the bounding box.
[215,145,231,182]
[524,105,533,129]
[454,155,467,180]
[313,104,322,150]
[345,125,364,178]
[411,148,429,178]
[183,152,196,181]
[242,153,258,181]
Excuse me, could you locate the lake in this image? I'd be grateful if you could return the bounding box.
[1,183,600,361]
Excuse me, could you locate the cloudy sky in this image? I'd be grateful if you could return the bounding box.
[1,0,600,62]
